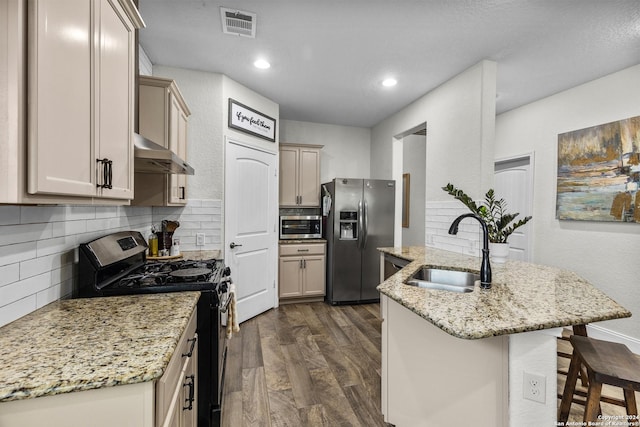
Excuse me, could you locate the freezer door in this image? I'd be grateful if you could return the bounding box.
[328,178,363,303]
[361,179,395,301]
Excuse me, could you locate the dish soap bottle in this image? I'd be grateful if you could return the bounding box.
[148,227,158,257]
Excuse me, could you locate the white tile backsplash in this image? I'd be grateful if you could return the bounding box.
[152,199,222,252]
[0,206,20,225]
[0,198,222,327]
[425,200,482,256]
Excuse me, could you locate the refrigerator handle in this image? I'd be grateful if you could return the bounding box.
[363,200,369,248]
[358,200,364,249]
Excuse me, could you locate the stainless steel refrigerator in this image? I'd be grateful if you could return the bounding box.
[324,178,395,304]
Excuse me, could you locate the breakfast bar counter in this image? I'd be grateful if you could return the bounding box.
[376,246,631,427]
[377,246,631,339]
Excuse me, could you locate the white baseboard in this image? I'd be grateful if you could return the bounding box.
[585,324,640,354]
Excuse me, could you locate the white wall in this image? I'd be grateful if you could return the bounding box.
[223,75,280,153]
[495,64,640,339]
[279,120,371,182]
[371,61,497,251]
[138,45,153,76]
[371,60,497,201]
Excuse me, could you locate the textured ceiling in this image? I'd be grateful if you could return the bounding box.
[138,1,640,128]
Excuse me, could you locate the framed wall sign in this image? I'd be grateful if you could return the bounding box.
[228,98,276,142]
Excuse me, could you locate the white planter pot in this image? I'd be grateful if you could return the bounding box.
[489,242,510,264]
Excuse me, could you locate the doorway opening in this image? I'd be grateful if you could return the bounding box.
[393,123,427,247]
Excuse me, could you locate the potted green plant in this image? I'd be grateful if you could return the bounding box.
[442,183,532,262]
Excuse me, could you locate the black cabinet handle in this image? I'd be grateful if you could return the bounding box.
[180,186,185,200]
[182,337,197,357]
[182,374,195,411]
[106,160,113,189]
[96,158,113,189]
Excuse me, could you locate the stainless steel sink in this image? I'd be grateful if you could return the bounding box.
[405,267,479,293]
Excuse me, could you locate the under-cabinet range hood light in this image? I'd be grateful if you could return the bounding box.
[133,133,195,175]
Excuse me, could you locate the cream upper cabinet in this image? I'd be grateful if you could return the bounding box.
[133,76,191,206]
[0,0,143,204]
[279,143,322,207]
[27,0,141,200]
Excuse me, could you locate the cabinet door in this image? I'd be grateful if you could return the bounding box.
[298,147,320,207]
[279,146,299,206]
[169,98,188,205]
[28,0,95,196]
[279,256,303,298]
[302,255,326,296]
[96,0,135,199]
[180,350,197,427]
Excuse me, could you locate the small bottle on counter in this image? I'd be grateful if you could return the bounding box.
[148,228,158,257]
[170,238,180,256]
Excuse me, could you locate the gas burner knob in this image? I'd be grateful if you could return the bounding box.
[223,266,231,276]
[219,282,229,293]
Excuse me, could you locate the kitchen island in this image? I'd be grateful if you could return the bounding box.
[0,292,199,426]
[377,246,631,427]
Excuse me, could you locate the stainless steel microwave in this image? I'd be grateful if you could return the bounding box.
[280,215,322,239]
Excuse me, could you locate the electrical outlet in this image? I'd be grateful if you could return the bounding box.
[523,372,546,403]
[196,233,205,246]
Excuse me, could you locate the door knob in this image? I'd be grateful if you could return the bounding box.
[230,242,243,249]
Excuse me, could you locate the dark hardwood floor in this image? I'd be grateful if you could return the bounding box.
[221,302,387,427]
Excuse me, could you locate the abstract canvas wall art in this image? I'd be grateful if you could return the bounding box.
[556,115,640,222]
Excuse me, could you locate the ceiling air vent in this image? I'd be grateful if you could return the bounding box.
[220,7,256,38]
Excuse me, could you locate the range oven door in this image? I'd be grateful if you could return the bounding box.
[197,291,226,427]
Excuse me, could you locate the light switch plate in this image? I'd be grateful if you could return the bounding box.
[196,233,205,246]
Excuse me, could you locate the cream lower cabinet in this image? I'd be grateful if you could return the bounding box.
[381,295,508,427]
[279,143,322,207]
[0,309,198,427]
[0,0,143,204]
[133,76,191,206]
[279,242,326,301]
[155,309,198,427]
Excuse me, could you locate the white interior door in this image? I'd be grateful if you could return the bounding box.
[225,140,277,323]
[494,155,533,262]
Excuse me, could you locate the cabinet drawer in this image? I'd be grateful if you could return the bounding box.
[156,308,197,425]
[279,243,326,256]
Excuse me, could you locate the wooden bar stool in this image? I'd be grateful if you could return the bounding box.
[558,335,640,425]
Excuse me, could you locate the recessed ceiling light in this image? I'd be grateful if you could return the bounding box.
[382,78,397,87]
[254,59,271,69]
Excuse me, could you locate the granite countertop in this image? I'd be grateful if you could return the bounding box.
[0,292,199,403]
[377,246,631,340]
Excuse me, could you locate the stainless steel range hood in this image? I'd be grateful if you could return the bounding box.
[133,133,195,175]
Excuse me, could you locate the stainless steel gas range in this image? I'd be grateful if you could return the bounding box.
[73,230,230,427]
